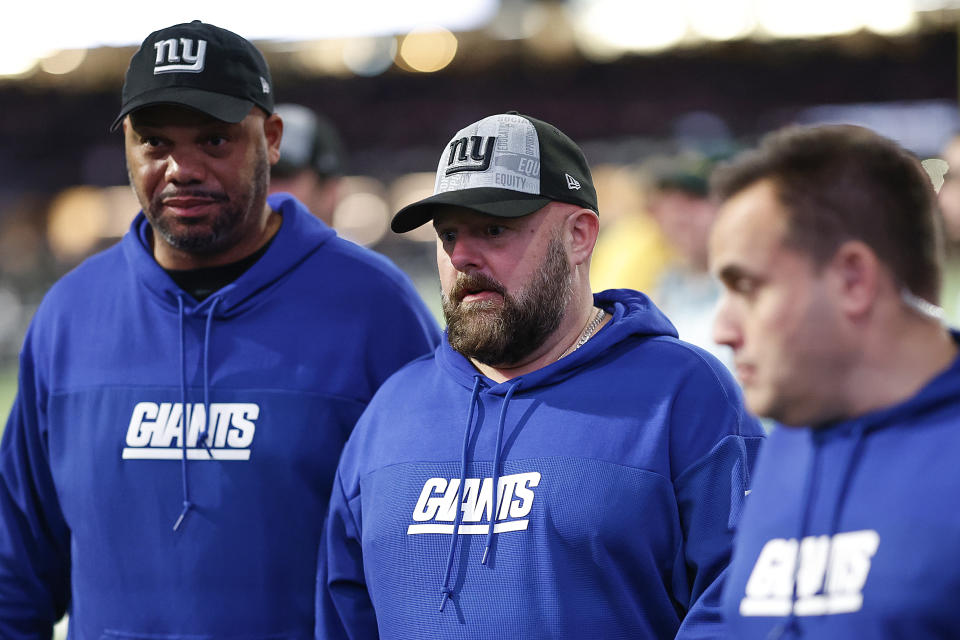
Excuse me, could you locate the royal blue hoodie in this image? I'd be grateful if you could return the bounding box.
[319,289,766,639]
[722,333,960,639]
[0,194,439,639]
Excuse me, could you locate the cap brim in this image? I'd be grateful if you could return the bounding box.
[110,87,255,131]
[391,187,551,233]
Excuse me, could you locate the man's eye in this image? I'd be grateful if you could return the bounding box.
[486,225,506,237]
[438,230,456,243]
[208,136,227,147]
[732,277,756,296]
[142,136,163,147]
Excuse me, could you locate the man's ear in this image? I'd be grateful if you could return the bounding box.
[566,208,600,267]
[264,113,283,166]
[828,240,881,319]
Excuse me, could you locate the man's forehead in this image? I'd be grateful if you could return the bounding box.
[710,182,789,265]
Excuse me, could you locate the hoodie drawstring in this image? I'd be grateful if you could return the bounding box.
[197,298,219,457]
[482,380,520,566]
[767,436,823,640]
[173,295,193,532]
[172,295,221,532]
[818,424,869,612]
[439,376,483,612]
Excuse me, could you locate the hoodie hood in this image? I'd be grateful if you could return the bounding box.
[436,288,678,394]
[121,192,336,318]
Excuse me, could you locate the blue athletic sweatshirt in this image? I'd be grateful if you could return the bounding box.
[0,193,439,639]
[722,334,960,639]
[319,289,766,639]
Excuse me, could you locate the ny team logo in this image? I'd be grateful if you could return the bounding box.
[408,471,541,535]
[123,401,259,460]
[153,38,207,74]
[740,530,880,617]
[445,136,497,175]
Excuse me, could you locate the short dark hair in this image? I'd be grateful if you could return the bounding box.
[711,124,943,301]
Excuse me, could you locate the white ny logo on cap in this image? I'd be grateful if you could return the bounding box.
[153,38,207,74]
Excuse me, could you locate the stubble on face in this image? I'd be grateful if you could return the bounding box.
[442,229,573,367]
[132,144,269,257]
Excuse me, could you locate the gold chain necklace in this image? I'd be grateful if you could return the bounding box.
[557,307,606,360]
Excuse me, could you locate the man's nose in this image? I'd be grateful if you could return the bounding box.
[164,150,206,185]
[712,294,743,351]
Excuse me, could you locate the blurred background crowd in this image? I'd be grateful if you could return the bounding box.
[4,0,960,424]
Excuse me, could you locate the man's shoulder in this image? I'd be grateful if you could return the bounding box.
[39,242,127,309]
[613,332,738,392]
[369,350,441,397]
[307,236,420,292]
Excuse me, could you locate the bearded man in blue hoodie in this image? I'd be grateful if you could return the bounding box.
[318,112,766,639]
[0,21,439,639]
[709,124,960,639]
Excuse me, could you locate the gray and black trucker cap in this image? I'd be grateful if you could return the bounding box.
[111,20,273,131]
[391,112,599,233]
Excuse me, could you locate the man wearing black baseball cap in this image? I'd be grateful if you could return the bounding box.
[0,20,439,639]
[319,112,764,639]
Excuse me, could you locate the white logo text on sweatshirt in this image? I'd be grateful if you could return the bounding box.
[740,529,880,617]
[123,401,258,461]
[407,472,541,535]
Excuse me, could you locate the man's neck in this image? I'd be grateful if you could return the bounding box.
[841,314,958,419]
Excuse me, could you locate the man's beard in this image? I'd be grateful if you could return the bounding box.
[442,231,572,367]
[137,147,269,256]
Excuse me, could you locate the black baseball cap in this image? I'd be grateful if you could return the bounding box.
[272,104,346,179]
[391,112,599,233]
[111,20,273,131]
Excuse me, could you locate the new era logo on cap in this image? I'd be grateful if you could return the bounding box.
[111,20,274,131]
[391,112,598,233]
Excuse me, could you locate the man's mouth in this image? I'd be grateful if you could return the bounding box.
[155,191,227,219]
[452,274,505,305]
[160,196,217,216]
[461,289,502,303]
[734,361,755,384]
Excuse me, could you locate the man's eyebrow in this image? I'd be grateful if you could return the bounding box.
[716,264,749,285]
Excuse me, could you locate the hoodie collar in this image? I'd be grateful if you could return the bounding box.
[436,288,678,393]
[121,193,336,318]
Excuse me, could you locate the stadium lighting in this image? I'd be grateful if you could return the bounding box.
[0,0,495,78]
[757,0,868,38]
[571,0,688,55]
[687,0,757,41]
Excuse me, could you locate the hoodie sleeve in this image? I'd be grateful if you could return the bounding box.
[667,353,765,639]
[0,334,71,637]
[317,468,379,640]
